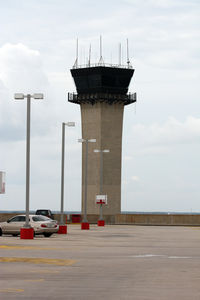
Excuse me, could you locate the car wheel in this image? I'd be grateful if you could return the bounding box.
[43,233,52,237]
[0,228,2,236]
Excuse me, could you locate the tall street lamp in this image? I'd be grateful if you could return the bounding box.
[78,138,96,230]
[58,122,75,234]
[14,93,43,239]
[94,149,110,226]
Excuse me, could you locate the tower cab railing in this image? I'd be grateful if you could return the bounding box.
[68,92,136,106]
[72,62,133,70]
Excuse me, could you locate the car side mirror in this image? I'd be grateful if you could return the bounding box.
[7,219,11,223]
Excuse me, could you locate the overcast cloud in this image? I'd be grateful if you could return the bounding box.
[0,0,199,212]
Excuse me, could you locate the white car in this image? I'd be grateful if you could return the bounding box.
[0,215,59,237]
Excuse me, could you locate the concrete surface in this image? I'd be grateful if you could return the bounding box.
[1,225,200,299]
[81,102,124,215]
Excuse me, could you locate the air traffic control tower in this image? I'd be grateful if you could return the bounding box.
[68,56,136,217]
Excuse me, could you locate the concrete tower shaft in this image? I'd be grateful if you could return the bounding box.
[81,102,124,215]
[69,65,136,216]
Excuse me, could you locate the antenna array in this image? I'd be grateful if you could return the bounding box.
[73,37,132,69]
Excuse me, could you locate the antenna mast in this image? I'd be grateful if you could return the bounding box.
[88,44,91,67]
[127,38,130,68]
[99,35,104,66]
[73,38,79,68]
[119,43,121,66]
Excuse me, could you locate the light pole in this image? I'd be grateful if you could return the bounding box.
[78,138,96,230]
[59,122,75,234]
[94,149,110,226]
[14,93,43,239]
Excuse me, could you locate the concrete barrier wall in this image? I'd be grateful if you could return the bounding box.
[1,213,200,226]
[115,214,200,226]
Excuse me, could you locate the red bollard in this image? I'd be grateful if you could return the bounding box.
[20,227,34,239]
[98,220,105,227]
[81,222,90,230]
[58,225,67,234]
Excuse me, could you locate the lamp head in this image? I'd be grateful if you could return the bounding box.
[33,93,44,99]
[14,93,24,100]
[78,138,85,143]
[66,122,75,127]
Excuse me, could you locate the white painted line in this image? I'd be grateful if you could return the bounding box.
[168,256,192,259]
[128,254,194,259]
[129,254,165,258]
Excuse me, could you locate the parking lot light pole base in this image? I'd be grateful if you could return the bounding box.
[81,222,90,230]
[20,227,34,239]
[98,220,105,227]
[58,225,67,234]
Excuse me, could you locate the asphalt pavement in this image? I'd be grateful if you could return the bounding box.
[1,224,200,299]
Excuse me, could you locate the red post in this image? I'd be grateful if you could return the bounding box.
[58,225,67,234]
[81,222,90,230]
[20,227,34,239]
[98,220,105,227]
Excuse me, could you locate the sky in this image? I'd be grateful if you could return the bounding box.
[0,0,199,212]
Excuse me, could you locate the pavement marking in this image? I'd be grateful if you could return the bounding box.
[0,288,24,293]
[129,254,165,258]
[24,279,45,282]
[0,257,76,266]
[168,256,192,259]
[129,254,194,259]
[30,270,60,274]
[0,245,61,250]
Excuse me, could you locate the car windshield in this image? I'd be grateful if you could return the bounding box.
[36,210,49,215]
[32,216,51,222]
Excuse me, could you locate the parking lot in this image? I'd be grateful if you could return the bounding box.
[1,224,200,299]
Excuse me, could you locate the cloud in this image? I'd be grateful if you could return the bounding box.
[0,43,64,142]
[0,43,48,92]
[132,116,200,151]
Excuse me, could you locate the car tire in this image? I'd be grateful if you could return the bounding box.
[0,228,2,236]
[43,233,52,237]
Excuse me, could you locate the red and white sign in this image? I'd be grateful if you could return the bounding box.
[96,195,107,205]
[0,172,5,194]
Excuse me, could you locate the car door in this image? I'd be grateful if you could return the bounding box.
[15,216,26,232]
[3,216,22,234]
